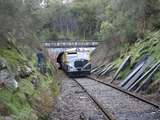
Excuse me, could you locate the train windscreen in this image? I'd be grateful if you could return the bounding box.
[67,53,78,62]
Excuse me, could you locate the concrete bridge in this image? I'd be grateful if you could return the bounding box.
[42,40,102,48]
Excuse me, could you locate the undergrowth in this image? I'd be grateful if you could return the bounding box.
[113,30,160,81]
[0,47,59,120]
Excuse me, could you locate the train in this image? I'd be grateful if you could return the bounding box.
[57,49,91,77]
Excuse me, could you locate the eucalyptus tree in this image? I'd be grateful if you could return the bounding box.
[0,0,50,47]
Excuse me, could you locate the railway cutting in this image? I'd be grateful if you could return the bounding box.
[75,77,160,120]
[51,74,160,120]
[50,74,108,120]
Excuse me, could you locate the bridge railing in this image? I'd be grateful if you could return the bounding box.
[42,40,103,48]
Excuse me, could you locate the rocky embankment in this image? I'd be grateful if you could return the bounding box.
[0,45,59,120]
[92,30,160,100]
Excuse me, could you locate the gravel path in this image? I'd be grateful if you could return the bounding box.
[50,76,106,120]
[76,78,160,120]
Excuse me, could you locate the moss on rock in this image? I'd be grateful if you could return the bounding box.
[0,47,59,120]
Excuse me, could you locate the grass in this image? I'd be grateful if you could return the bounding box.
[112,30,160,81]
[0,47,59,119]
[19,80,35,96]
[0,88,31,117]
[0,48,26,65]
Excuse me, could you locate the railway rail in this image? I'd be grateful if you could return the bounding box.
[87,76,160,109]
[72,77,160,120]
[72,78,115,120]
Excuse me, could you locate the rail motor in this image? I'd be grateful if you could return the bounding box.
[57,50,91,77]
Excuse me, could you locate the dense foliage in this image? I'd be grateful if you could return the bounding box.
[99,0,160,43]
[0,0,160,119]
[1,0,159,42]
[0,1,59,119]
[42,0,108,40]
[40,0,160,42]
[0,0,49,46]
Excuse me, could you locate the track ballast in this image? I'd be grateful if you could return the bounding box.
[73,77,160,120]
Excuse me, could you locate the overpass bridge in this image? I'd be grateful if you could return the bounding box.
[42,40,102,48]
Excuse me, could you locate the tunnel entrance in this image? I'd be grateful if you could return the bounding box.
[57,52,64,69]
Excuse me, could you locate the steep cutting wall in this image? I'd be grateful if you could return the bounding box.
[0,40,59,120]
[92,31,160,96]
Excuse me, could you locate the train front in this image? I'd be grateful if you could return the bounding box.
[65,50,91,77]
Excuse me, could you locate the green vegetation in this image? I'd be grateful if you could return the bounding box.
[111,31,160,80]
[0,1,60,119]
[0,48,26,67]
[0,0,160,119]
[40,0,108,40]
[41,0,160,41]
[0,48,59,119]
[1,0,159,42]
[89,0,160,81]
[0,88,33,118]
[0,0,58,119]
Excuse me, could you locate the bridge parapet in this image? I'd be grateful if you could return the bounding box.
[42,40,103,48]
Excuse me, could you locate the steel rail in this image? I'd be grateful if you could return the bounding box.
[72,78,115,120]
[87,76,160,109]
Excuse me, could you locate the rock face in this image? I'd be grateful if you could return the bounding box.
[0,57,18,89]
[0,48,58,120]
[0,58,7,70]
[0,103,10,116]
[17,65,33,78]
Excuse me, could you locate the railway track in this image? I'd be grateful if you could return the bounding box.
[52,75,110,120]
[72,78,115,120]
[87,76,160,109]
[72,77,160,120]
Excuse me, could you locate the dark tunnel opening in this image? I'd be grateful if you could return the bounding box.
[57,52,64,69]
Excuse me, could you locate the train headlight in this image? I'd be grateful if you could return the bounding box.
[68,65,75,71]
